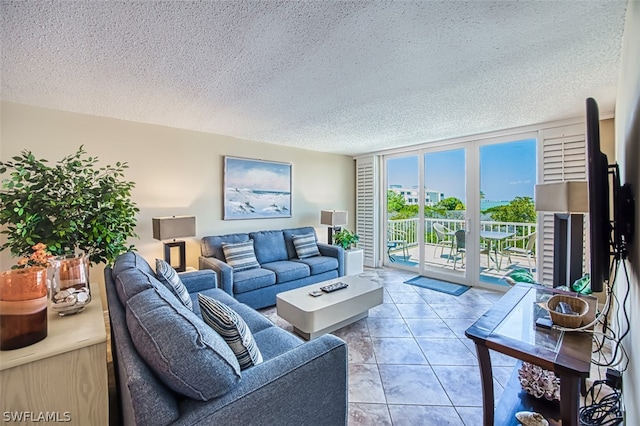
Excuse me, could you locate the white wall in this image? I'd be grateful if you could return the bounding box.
[0,102,356,280]
[614,0,640,423]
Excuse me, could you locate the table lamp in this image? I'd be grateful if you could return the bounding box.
[152,215,196,272]
[535,181,588,287]
[320,210,348,245]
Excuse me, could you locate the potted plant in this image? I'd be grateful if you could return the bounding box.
[0,146,139,266]
[333,229,359,250]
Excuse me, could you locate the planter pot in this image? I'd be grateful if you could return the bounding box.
[50,254,91,316]
[0,267,48,350]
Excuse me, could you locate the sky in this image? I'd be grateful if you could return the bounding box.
[387,138,536,202]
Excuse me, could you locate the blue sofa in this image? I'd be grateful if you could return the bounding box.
[199,226,344,309]
[105,252,348,426]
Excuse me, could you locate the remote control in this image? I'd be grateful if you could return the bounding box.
[309,290,323,297]
[320,282,349,293]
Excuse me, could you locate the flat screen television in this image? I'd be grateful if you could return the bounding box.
[586,97,635,293]
[585,97,609,293]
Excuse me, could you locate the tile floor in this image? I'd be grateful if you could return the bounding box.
[260,267,520,426]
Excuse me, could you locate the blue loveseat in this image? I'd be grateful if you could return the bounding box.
[199,226,344,309]
[105,252,348,426]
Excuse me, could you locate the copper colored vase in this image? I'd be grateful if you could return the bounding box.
[0,267,48,350]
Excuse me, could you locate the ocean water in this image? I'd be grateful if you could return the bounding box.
[480,200,509,211]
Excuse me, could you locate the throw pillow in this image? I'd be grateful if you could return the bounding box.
[292,233,320,259]
[198,294,263,370]
[222,240,260,271]
[155,259,193,310]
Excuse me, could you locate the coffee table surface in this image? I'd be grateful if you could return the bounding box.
[276,275,383,339]
[277,275,380,310]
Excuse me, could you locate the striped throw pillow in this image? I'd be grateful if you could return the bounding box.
[156,259,193,310]
[292,233,320,259]
[198,294,263,370]
[222,240,260,271]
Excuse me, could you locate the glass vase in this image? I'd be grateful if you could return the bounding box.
[0,267,48,351]
[50,254,91,316]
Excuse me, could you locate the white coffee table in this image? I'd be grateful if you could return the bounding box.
[276,275,383,340]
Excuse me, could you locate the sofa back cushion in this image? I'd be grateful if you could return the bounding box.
[283,227,318,260]
[126,283,242,401]
[201,233,250,260]
[249,230,288,264]
[114,268,157,306]
[112,251,155,279]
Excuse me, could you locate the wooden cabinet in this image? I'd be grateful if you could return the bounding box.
[0,283,108,425]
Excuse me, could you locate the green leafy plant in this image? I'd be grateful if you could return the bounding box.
[0,146,139,266]
[333,229,359,250]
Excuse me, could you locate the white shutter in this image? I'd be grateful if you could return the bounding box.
[539,124,586,285]
[356,156,379,267]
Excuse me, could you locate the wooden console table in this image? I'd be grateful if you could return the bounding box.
[465,283,596,426]
[0,283,108,425]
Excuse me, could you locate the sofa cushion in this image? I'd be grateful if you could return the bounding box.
[293,256,340,276]
[222,240,260,272]
[201,233,250,260]
[198,294,263,370]
[253,326,303,361]
[261,261,310,284]
[292,233,321,259]
[283,227,317,260]
[112,251,155,279]
[126,284,241,401]
[249,230,288,264]
[114,269,157,306]
[156,259,193,310]
[233,268,276,294]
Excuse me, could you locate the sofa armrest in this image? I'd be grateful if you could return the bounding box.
[178,269,218,293]
[176,334,348,425]
[318,243,345,276]
[199,256,234,295]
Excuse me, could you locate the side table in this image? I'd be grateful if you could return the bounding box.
[0,282,108,425]
[465,283,596,426]
[344,248,364,275]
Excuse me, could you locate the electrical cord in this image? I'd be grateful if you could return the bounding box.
[579,379,623,426]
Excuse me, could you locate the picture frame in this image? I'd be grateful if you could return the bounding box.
[224,156,292,220]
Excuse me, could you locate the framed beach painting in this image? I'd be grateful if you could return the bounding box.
[224,156,292,220]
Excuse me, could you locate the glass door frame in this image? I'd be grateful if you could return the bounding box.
[383,131,538,290]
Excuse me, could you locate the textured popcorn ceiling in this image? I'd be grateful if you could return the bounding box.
[0,1,627,155]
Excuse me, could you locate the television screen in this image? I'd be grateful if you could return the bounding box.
[585,97,610,293]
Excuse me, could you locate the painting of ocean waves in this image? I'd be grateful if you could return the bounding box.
[224,157,292,220]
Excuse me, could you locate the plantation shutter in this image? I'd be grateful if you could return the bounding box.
[356,156,379,267]
[539,123,586,286]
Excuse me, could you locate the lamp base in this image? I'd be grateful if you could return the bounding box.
[553,213,583,287]
[327,226,341,245]
[164,240,186,272]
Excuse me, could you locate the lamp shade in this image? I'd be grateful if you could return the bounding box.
[535,181,589,213]
[152,216,196,240]
[320,210,348,227]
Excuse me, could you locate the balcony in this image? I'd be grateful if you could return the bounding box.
[387,218,537,285]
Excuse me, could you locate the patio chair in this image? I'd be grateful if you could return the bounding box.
[452,230,490,270]
[387,229,409,262]
[503,232,537,272]
[432,223,454,259]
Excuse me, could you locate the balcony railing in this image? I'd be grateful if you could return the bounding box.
[388,218,536,251]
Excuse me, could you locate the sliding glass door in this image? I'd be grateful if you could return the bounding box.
[384,134,537,289]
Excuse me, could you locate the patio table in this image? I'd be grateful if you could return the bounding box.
[480,230,514,271]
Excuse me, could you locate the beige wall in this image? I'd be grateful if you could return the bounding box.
[615,0,640,423]
[0,102,356,278]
